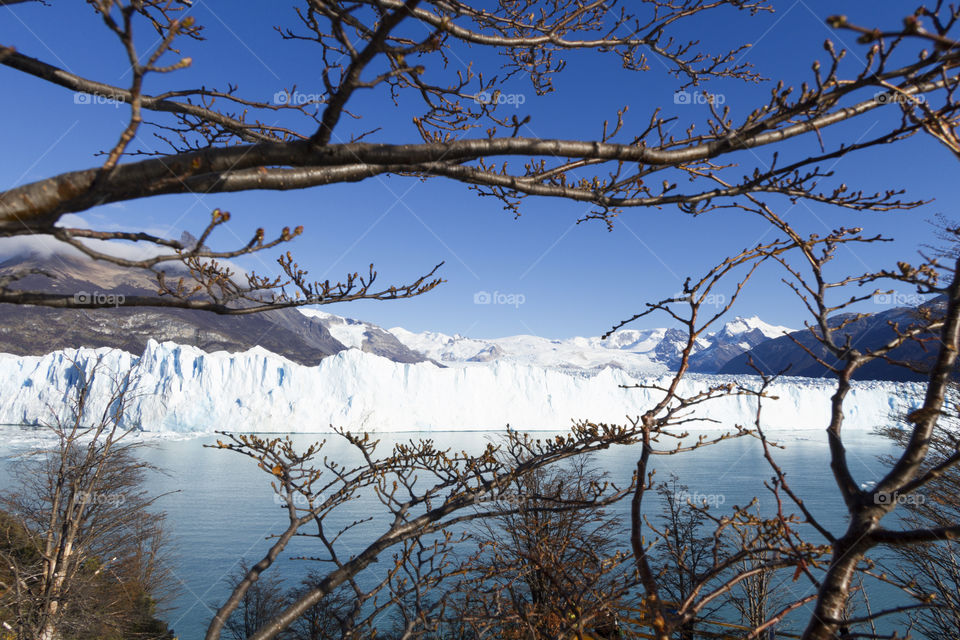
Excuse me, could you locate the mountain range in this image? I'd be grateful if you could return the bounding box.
[0,249,942,381]
[720,299,944,381]
[386,314,792,374]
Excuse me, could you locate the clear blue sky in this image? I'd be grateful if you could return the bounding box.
[1,1,952,338]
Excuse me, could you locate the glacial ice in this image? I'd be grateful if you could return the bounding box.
[0,340,921,434]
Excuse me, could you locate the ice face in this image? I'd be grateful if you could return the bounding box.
[0,340,921,434]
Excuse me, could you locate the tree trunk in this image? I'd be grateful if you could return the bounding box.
[800,526,869,639]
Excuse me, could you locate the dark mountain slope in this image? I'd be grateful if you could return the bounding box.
[0,251,427,366]
[720,299,943,381]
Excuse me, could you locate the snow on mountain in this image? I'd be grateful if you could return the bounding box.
[297,308,428,364]
[688,316,794,373]
[388,316,793,374]
[388,326,676,373]
[718,316,793,340]
[299,309,370,348]
[721,298,945,382]
[0,340,917,434]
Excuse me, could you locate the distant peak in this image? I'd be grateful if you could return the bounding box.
[719,315,793,339]
[298,307,339,321]
[179,231,200,251]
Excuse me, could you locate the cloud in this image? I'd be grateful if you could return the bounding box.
[0,215,269,287]
[0,232,168,264]
[0,212,170,267]
[0,218,259,283]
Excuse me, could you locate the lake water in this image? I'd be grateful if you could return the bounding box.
[0,428,914,639]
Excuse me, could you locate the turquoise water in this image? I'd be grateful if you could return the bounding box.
[0,428,910,639]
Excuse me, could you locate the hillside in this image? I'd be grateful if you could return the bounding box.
[721,299,943,381]
[0,250,427,366]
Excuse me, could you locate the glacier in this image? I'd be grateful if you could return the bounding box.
[0,339,921,434]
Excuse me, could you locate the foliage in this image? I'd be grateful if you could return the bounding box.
[0,362,175,640]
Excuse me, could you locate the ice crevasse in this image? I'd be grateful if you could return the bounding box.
[0,340,920,434]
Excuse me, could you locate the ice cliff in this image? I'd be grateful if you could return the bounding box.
[0,340,921,434]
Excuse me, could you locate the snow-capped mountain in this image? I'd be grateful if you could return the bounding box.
[0,241,789,375]
[297,308,429,364]
[387,326,674,373]
[387,315,793,374]
[722,297,944,381]
[0,340,918,434]
[688,316,793,373]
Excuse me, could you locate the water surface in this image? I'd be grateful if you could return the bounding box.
[0,428,910,639]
